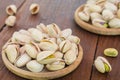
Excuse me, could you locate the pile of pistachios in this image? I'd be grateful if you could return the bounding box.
[2,23,80,72]
[79,0,120,28]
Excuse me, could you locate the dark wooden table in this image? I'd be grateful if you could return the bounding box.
[0,0,120,80]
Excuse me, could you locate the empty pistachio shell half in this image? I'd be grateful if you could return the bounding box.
[5,16,16,26]
[78,11,90,22]
[46,60,65,71]
[5,44,19,63]
[94,56,112,73]
[15,53,31,67]
[36,23,47,33]
[29,3,39,14]
[109,18,120,28]
[59,40,72,53]
[39,39,58,51]
[60,28,72,39]
[67,35,80,44]
[104,48,118,57]
[90,12,103,21]
[26,60,44,72]
[6,4,17,15]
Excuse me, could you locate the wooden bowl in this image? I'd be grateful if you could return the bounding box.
[74,5,120,35]
[2,40,83,80]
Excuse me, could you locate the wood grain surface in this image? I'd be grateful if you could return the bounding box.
[0,0,119,80]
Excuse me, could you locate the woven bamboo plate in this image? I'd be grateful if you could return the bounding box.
[74,5,120,35]
[2,40,83,80]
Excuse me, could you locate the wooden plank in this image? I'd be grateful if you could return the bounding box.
[0,0,98,80]
[91,36,120,80]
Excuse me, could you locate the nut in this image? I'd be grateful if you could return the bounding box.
[60,28,72,39]
[94,56,112,73]
[26,60,44,72]
[54,51,63,59]
[5,16,16,26]
[109,18,120,28]
[36,23,48,33]
[57,37,65,45]
[117,9,120,19]
[90,12,103,21]
[29,3,39,14]
[67,35,80,44]
[78,11,90,22]
[89,4,102,13]
[6,4,17,15]
[104,48,118,57]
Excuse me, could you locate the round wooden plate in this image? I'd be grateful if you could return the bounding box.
[2,40,83,80]
[74,5,120,35]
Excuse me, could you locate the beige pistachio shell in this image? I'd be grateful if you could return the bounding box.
[60,28,72,39]
[54,51,63,59]
[26,60,44,72]
[6,4,17,15]
[5,44,19,63]
[29,3,40,14]
[5,16,16,26]
[59,40,72,53]
[71,43,79,56]
[117,9,120,19]
[86,0,96,4]
[57,37,65,45]
[107,0,119,4]
[109,18,120,28]
[15,53,31,67]
[67,35,80,44]
[90,12,103,21]
[89,4,102,13]
[19,29,31,36]
[36,23,48,33]
[78,11,90,22]
[39,39,58,51]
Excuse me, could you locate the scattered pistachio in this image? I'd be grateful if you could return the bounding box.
[5,16,16,26]
[29,3,39,14]
[6,4,17,15]
[104,48,118,57]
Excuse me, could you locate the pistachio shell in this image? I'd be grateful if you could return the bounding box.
[60,28,72,39]
[5,44,19,63]
[36,23,48,33]
[71,43,79,56]
[89,4,102,13]
[19,29,31,36]
[90,12,103,21]
[86,0,96,4]
[67,35,80,44]
[78,11,90,22]
[54,51,63,59]
[6,4,17,15]
[57,37,65,45]
[117,9,120,19]
[26,60,44,72]
[29,3,39,14]
[5,16,16,26]
[59,40,72,53]
[39,39,58,51]
[109,18,120,28]
[15,53,31,67]
[104,48,118,57]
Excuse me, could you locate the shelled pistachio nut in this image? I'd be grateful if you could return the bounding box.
[6,4,17,15]
[5,44,19,63]
[67,35,80,44]
[54,51,63,59]
[90,12,103,21]
[39,39,58,51]
[78,11,90,22]
[109,18,120,28]
[15,53,31,67]
[26,60,44,72]
[59,40,72,53]
[36,23,48,33]
[94,56,112,73]
[37,51,56,64]
[104,48,118,57]
[5,16,16,26]
[60,28,72,39]
[29,3,39,14]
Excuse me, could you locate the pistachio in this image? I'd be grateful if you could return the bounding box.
[39,39,58,51]
[92,19,108,28]
[104,48,118,57]
[109,18,120,28]
[107,0,119,4]
[117,9,120,19]
[26,60,44,72]
[94,56,112,73]
[89,4,102,13]
[86,0,96,4]
[57,37,65,45]
[60,28,72,39]
[28,28,43,42]
[5,16,16,26]
[15,53,31,67]
[54,51,63,59]
[67,35,80,44]
[36,23,48,33]
[19,29,31,36]
[37,51,56,64]
[90,12,103,21]
[59,40,72,53]
[46,23,61,38]
[71,43,79,56]
[46,60,65,71]
[5,44,19,63]
[29,3,39,14]
[6,4,17,15]
[78,11,90,22]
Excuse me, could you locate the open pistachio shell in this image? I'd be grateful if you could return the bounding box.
[104,48,118,57]
[89,4,102,13]
[29,3,40,14]
[78,11,90,22]
[90,12,103,21]
[60,28,72,39]
[6,4,17,15]
[109,18,120,28]
[67,35,80,44]
[57,37,65,45]
[19,29,31,36]
[71,43,79,56]
[36,23,48,33]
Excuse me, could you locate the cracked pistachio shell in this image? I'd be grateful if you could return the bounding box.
[90,12,103,21]
[46,60,65,71]
[102,9,114,21]
[64,49,77,65]
[6,4,17,15]
[37,51,56,64]
[39,39,58,51]
[92,19,108,28]
[71,43,79,56]
[46,23,61,37]
[5,16,16,26]
[67,35,80,44]
[28,28,43,42]
[11,32,32,44]
[89,4,102,13]
[5,44,19,63]
[15,53,31,67]
[104,2,117,13]
[94,56,112,73]
[60,28,72,39]
[117,9,120,19]
[59,40,72,53]
[109,18,120,28]
[26,60,44,72]
[78,11,90,22]
[57,37,65,45]
[36,23,48,33]
[54,51,63,59]
[29,3,39,14]
[104,48,118,57]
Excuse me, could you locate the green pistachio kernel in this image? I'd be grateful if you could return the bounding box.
[104,48,118,57]
[104,63,110,72]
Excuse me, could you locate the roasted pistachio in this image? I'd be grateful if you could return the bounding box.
[89,4,102,13]
[29,3,39,14]
[54,51,63,59]
[6,4,17,15]
[109,18,120,28]
[78,11,90,22]
[117,9,120,19]
[60,28,72,39]
[90,12,103,21]
[104,48,118,57]
[5,16,16,26]
[67,35,80,44]
[36,23,48,33]
[57,37,65,45]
